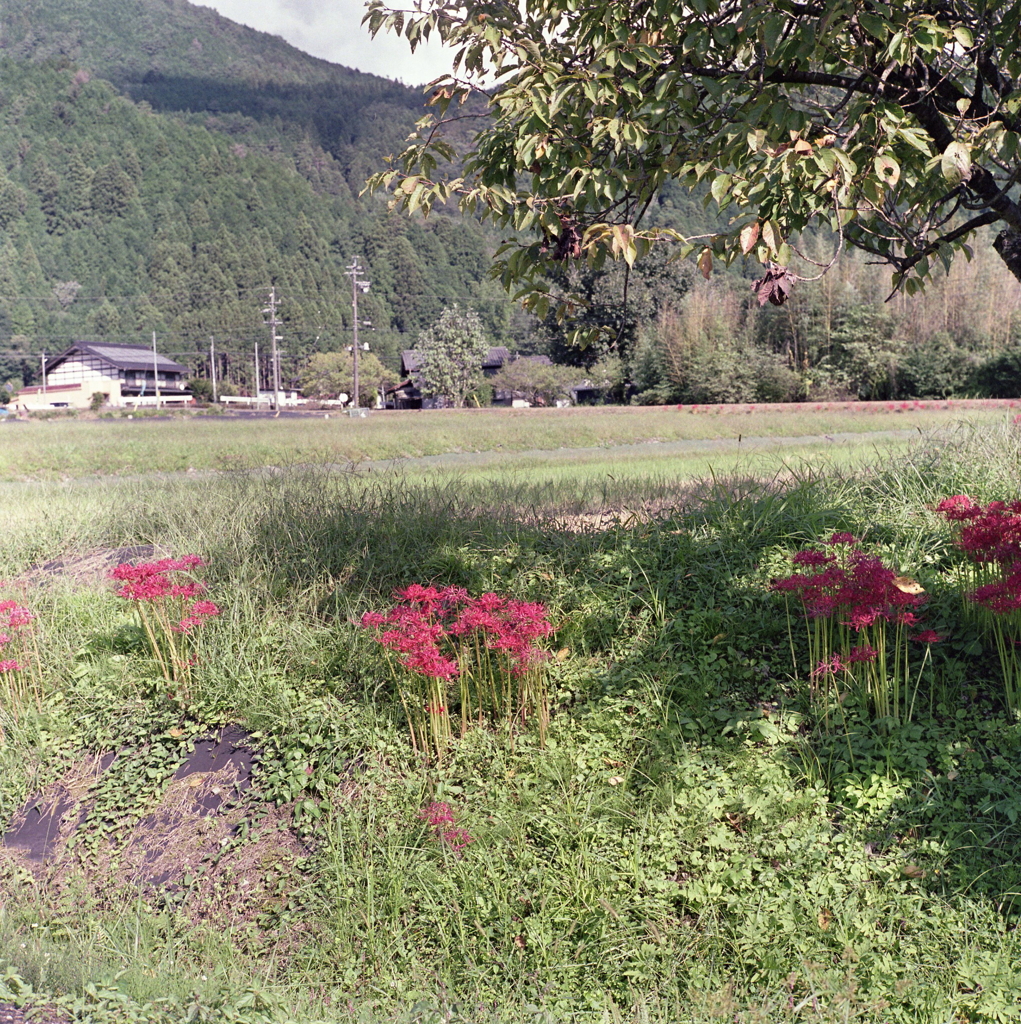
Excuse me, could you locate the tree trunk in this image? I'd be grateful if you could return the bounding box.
[994,228,1021,284]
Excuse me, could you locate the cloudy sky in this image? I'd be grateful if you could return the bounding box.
[198,0,456,85]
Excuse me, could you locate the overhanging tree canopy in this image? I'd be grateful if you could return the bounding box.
[365,0,1021,324]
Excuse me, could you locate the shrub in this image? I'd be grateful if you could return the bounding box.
[973,347,1021,398]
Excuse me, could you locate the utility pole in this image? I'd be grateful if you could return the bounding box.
[345,257,371,411]
[210,336,218,403]
[262,288,283,411]
[152,331,161,408]
[40,352,46,394]
[253,341,260,400]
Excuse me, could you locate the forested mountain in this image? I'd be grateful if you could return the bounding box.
[0,0,515,390]
[0,0,430,188]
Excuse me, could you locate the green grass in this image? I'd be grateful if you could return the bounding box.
[2,419,1021,1021]
[0,404,1004,480]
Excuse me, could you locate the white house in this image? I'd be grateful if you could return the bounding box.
[17,342,192,411]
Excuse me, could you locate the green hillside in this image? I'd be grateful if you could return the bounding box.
[0,0,425,172]
[0,0,518,391]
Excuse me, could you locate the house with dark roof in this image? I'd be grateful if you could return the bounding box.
[389,347,512,409]
[17,342,192,411]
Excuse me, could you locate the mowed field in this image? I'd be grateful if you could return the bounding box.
[0,402,1009,481]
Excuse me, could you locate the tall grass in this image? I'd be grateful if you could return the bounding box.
[3,422,1021,1021]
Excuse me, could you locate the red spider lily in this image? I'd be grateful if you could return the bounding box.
[419,801,456,827]
[111,555,218,696]
[935,494,982,522]
[0,598,41,723]
[0,603,36,666]
[0,602,35,630]
[418,801,474,855]
[848,644,878,663]
[812,654,846,677]
[362,585,553,756]
[937,498,1021,565]
[363,586,553,680]
[792,549,835,567]
[911,630,944,644]
[938,497,1021,714]
[825,532,858,546]
[772,547,925,628]
[773,541,931,722]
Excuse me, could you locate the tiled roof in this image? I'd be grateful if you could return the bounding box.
[400,347,510,375]
[46,342,189,375]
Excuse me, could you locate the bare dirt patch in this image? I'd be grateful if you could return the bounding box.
[15,546,163,589]
[0,727,309,937]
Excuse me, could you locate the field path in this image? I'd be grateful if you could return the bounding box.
[359,428,920,471]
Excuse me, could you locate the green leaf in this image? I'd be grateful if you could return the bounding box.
[953,25,974,48]
[941,141,972,184]
[762,14,784,52]
[710,173,732,205]
[873,155,900,188]
[858,13,887,40]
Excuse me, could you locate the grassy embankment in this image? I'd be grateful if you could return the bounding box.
[1,410,1021,1022]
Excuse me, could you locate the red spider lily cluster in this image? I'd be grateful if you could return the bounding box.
[937,495,1021,711]
[771,534,933,642]
[112,556,220,633]
[111,555,219,697]
[0,600,35,675]
[361,584,552,679]
[936,496,1021,613]
[361,584,553,757]
[772,534,939,721]
[418,800,474,855]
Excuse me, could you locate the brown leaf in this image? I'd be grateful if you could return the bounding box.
[553,215,583,260]
[751,264,796,306]
[740,222,760,255]
[817,907,833,930]
[697,247,713,280]
[893,576,925,594]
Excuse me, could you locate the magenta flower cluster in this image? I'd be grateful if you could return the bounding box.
[112,556,220,633]
[937,496,1021,712]
[937,496,1021,613]
[771,533,941,722]
[0,600,35,673]
[418,801,474,855]
[111,555,220,695]
[361,584,552,680]
[361,584,553,756]
[771,533,937,648]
